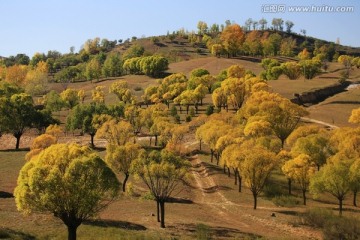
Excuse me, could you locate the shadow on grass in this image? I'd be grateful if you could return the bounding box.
[168,223,262,239]
[0,228,35,240]
[325,100,360,105]
[275,210,299,216]
[167,197,193,204]
[83,219,147,231]
[0,191,14,198]
[0,148,30,152]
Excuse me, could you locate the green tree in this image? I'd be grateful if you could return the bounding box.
[132,149,190,228]
[102,53,123,77]
[66,103,109,147]
[0,93,37,149]
[310,159,351,215]
[85,58,101,81]
[14,143,119,240]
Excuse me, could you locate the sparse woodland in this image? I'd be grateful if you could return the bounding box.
[1,19,360,240]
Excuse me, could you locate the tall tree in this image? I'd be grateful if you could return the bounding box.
[241,144,278,209]
[106,142,141,192]
[310,158,351,215]
[220,24,245,57]
[282,154,316,205]
[131,149,190,228]
[0,93,37,149]
[14,143,119,240]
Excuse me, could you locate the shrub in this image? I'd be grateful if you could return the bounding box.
[196,224,212,240]
[206,105,214,116]
[272,195,300,207]
[262,183,284,198]
[174,114,181,123]
[185,115,192,122]
[323,216,360,240]
[134,86,143,91]
[302,207,335,228]
[170,106,178,117]
[189,107,196,117]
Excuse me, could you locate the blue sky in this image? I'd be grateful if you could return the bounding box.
[0,0,359,58]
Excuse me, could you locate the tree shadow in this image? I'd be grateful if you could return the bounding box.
[167,197,193,204]
[83,219,147,231]
[275,210,299,216]
[168,223,261,239]
[0,191,14,198]
[0,148,30,152]
[0,228,35,240]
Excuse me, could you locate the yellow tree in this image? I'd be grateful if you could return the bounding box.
[109,80,133,103]
[240,144,278,209]
[92,86,105,104]
[14,143,119,240]
[77,89,86,103]
[106,142,141,192]
[60,88,79,109]
[220,24,245,57]
[5,64,28,86]
[131,149,190,228]
[221,143,244,192]
[25,133,57,161]
[349,108,360,124]
[291,133,331,170]
[25,61,49,95]
[96,119,133,146]
[241,91,308,148]
[282,154,317,205]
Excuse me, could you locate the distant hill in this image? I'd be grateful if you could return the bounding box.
[111,30,360,63]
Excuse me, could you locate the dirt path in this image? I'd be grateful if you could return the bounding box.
[189,155,321,239]
[301,117,339,129]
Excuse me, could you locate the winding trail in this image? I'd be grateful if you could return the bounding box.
[188,154,321,239]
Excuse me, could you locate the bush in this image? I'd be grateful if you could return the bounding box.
[272,195,300,207]
[174,114,181,123]
[141,192,155,200]
[303,208,360,240]
[170,106,177,117]
[189,107,196,117]
[185,115,192,122]
[323,216,360,240]
[206,105,214,116]
[262,183,284,198]
[134,86,143,91]
[196,224,212,240]
[302,208,335,228]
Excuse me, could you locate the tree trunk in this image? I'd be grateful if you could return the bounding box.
[199,140,202,151]
[210,149,214,163]
[234,170,237,185]
[90,134,95,148]
[223,165,226,174]
[155,135,158,146]
[238,175,242,192]
[122,173,129,192]
[253,192,258,209]
[186,105,189,115]
[302,189,306,205]
[160,201,165,228]
[288,179,292,195]
[280,138,285,149]
[156,200,160,222]
[67,225,78,240]
[353,191,357,207]
[339,198,343,216]
[216,153,220,165]
[149,136,152,146]
[14,132,22,150]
